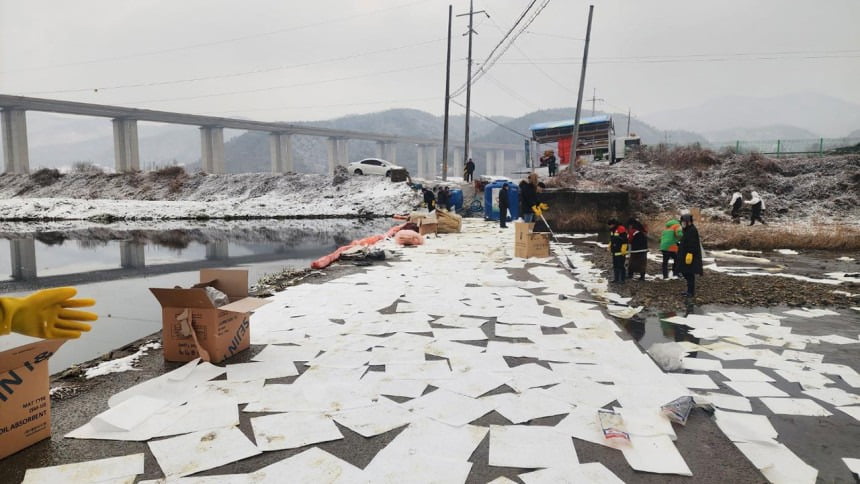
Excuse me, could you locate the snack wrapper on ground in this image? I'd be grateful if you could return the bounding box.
[394,230,424,246]
[661,396,695,426]
[598,409,630,442]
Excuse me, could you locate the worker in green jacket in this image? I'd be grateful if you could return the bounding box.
[659,218,683,279]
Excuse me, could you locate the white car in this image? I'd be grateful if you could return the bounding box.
[348,158,403,177]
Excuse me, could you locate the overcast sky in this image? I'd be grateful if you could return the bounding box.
[1,0,858,123]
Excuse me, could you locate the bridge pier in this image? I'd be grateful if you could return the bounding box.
[515,150,524,171]
[485,151,495,176]
[269,132,294,173]
[119,241,146,269]
[453,148,464,179]
[1,109,30,174]
[338,138,349,166]
[200,126,225,173]
[10,238,37,280]
[112,118,140,172]
[496,149,506,177]
[425,145,437,179]
[382,142,397,163]
[326,137,349,174]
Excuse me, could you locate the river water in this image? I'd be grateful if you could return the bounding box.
[0,218,392,373]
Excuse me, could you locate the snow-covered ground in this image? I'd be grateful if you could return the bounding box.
[0,172,422,220]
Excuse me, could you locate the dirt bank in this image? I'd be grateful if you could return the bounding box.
[577,242,858,311]
[553,150,860,223]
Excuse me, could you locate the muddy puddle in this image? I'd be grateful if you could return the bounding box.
[0,218,392,372]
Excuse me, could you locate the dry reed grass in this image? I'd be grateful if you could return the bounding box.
[643,211,860,250]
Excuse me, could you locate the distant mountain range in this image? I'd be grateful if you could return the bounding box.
[15,91,860,172]
[641,92,860,139]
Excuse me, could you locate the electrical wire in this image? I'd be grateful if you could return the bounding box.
[17,37,445,96]
[212,96,438,115]
[451,98,530,139]
[451,0,552,98]
[121,61,444,106]
[0,0,431,75]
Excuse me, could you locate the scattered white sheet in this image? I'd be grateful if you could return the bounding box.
[681,357,723,372]
[250,412,343,451]
[719,369,775,382]
[489,424,578,469]
[519,462,624,484]
[148,427,261,477]
[332,399,414,437]
[837,406,860,422]
[802,387,860,407]
[735,441,818,484]
[108,359,225,407]
[693,392,752,412]
[620,434,692,476]
[714,409,778,442]
[724,381,789,397]
[759,397,832,417]
[226,361,298,381]
[483,389,572,424]
[22,453,144,484]
[405,388,494,426]
[843,457,860,476]
[252,447,365,483]
[670,373,720,390]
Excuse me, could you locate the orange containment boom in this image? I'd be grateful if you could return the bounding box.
[310,223,407,269]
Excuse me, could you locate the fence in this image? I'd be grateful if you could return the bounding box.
[706,137,860,156]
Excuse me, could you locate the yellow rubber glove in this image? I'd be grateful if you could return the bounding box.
[0,287,97,339]
[685,253,693,264]
[531,205,541,217]
[620,243,628,255]
[538,202,549,212]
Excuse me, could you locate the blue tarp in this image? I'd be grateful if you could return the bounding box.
[529,114,611,132]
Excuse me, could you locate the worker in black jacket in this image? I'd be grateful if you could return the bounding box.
[498,183,510,228]
[676,213,703,297]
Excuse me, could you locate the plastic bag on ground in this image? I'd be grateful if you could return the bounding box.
[647,342,685,371]
[395,230,424,246]
[662,396,694,425]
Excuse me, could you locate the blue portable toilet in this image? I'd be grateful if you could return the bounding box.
[484,181,520,221]
[448,188,464,212]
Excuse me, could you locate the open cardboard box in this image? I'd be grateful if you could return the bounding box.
[0,339,65,459]
[514,222,550,258]
[150,269,269,363]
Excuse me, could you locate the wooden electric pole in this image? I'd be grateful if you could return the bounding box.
[567,5,594,173]
[442,5,452,181]
[457,0,488,172]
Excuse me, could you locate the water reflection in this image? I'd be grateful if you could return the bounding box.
[0,218,394,372]
[0,219,390,291]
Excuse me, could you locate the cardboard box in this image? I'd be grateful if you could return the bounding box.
[0,339,65,459]
[418,223,438,236]
[150,269,269,363]
[514,222,550,258]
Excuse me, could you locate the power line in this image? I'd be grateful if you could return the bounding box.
[450,99,530,139]
[120,61,444,106]
[487,16,577,97]
[211,96,438,115]
[451,0,551,98]
[0,0,431,75]
[482,72,539,111]
[496,48,860,65]
[16,37,445,96]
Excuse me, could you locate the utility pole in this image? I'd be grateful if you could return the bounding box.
[587,87,604,116]
[457,0,488,172]
[626,108,631,136]
[442,5,452,181]
[567,5,594,173]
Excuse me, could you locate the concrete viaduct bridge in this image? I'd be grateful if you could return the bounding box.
[0,94,523,179]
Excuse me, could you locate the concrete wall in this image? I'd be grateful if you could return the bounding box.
[535,188,630,232]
